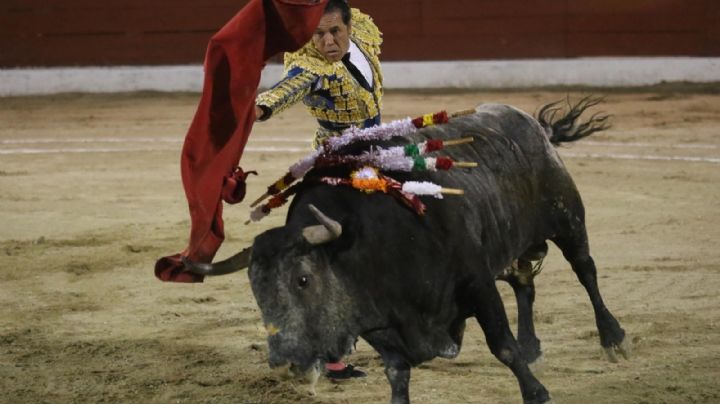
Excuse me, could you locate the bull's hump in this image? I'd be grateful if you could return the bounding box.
[474,103,533,122]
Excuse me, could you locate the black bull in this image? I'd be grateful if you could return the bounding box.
[184,99,629,404]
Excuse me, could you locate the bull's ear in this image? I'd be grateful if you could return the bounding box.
[302,204,342,245]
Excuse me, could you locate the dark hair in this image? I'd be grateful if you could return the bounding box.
[324,0,351,25]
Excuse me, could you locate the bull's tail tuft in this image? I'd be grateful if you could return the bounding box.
[537,95,611,145]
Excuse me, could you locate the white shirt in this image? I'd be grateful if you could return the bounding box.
[348,40,374,88]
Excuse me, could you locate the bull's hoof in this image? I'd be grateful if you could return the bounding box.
[603,337,631,363]
[524,396,554,404]
[523,386,552,404]
[519,343,543,367]
[527,354,545,376]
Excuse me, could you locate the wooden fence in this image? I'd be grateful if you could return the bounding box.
[1,0,718,67]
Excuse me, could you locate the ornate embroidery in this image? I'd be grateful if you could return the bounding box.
[257,9,383,143]
[255,70,316,118]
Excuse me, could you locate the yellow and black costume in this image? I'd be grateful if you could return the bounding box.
[256,9,383,146]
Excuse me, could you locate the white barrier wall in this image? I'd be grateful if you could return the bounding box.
[1,57,719,96]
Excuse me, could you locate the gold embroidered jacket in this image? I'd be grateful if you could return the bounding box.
[256,9,383,145]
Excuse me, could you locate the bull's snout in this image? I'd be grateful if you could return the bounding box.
[267,347,291,369]
[266,334,321,374]
[269,360,323,396]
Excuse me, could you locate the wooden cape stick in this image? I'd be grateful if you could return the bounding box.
[443,137,474,146]
[450,109,476,118]
[250,193,269,208]
[440,188,465,195]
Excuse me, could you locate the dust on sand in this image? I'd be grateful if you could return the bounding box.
[1,87,719,403]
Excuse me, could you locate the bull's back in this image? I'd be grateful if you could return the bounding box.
[401,104,576,274]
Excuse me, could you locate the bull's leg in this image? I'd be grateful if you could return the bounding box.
[501,260,543,367]
[469,278,551,404]
[498,241,548,367]
[378,350,411,404]
[553,233,629,362]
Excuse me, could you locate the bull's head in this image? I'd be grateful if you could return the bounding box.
[249,204,358,374]
[182,204,358,373]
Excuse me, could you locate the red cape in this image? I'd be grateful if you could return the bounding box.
[155,0,328,282]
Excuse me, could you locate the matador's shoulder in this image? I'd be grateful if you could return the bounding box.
[349,8,382,56]
[283,8,383,76]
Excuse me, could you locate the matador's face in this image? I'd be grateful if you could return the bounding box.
[312,11,351,63]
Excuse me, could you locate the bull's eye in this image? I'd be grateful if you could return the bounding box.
[298,275,309,289]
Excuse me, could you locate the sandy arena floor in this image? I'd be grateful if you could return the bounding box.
[1,87,719,403]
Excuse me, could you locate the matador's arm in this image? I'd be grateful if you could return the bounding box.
[255,67,317,120]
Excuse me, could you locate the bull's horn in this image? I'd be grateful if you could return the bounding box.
[302,204,342,245]
[182,247,252,276]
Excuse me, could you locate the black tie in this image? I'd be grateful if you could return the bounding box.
[341,52,372,91]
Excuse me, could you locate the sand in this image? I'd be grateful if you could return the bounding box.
[1,87,719,403]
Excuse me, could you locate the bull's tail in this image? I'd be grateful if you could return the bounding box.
[536,95,611,145]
